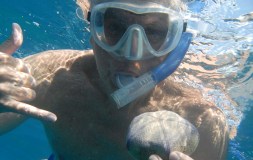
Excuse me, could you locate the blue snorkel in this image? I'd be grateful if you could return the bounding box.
[111,32,193,108]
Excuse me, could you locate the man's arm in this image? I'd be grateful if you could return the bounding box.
[0,112,27,135]
[149,152,194,160]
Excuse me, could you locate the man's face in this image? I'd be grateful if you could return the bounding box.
[92,41,167,94]
[91,1,169,94]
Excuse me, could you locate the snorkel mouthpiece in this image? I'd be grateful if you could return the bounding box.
[111,32,193,108]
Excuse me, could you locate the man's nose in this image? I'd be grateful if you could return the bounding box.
[125,26,143,60]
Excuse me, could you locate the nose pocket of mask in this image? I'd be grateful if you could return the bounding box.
[125,26,144,60]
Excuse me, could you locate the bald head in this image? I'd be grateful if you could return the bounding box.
[92,0,187,10]
[77,0,188,14]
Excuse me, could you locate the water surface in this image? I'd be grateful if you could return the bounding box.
[0,0,252,159]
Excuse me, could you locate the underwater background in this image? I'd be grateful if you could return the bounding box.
[0,0,252,159]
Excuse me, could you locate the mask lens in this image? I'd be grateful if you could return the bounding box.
[103,8,169,50]
[91,2,184,60]
[104,8,128,46]
[143,13,169,51]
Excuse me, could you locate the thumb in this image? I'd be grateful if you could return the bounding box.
[149,155,163,160]
[0,23,23,55]
[169,151,194,160]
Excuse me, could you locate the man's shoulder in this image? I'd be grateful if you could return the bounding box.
[23,49,95,83]
[158,77,216,108]
[24,49,93,62]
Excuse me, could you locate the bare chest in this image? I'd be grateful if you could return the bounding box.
[36,72,161,159]
[33,67,191,159]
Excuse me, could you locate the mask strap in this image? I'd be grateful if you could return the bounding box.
[87,11,91,22]
[76,8,91,24]
[183,22,187,32]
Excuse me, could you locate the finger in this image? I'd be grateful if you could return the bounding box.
[0,53,30,73]
[149,155,163,160]
[0,83,36,102]
[0,67,36,88]
[0,23,23,55]
[169,151,194,160]
[0,98,57,122]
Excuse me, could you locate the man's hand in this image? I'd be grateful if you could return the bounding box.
[0,23,57,122]
[149,151,194,160]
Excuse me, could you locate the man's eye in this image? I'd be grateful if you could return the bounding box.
[145,27,167,35]
[146,28,167,41]
[145,28,168,50]
[109,24,121,33]
[145,28,157,35]
[108,22,126,35]
[105,21,127,45]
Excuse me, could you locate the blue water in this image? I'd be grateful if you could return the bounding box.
[0,0,252,159]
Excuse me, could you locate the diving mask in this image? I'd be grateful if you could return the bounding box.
[90,2,184,60]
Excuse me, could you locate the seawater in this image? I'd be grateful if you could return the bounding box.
[0,0,252,159]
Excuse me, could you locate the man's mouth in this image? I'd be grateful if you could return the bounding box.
[114,66,141,77]
[113,72,137,88]
[110,63,143,88]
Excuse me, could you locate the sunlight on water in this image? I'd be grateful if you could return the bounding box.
[182,0,253,125]
[179,0,253,159]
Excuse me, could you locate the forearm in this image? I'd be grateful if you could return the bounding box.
[0,112,27,135]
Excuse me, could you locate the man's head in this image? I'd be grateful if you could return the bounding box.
[76,0,188,95]
[77,0,190,12]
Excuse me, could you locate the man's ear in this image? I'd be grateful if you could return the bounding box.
[76,0,91,20]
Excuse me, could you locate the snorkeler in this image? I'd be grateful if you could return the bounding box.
[0,0,229,159]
